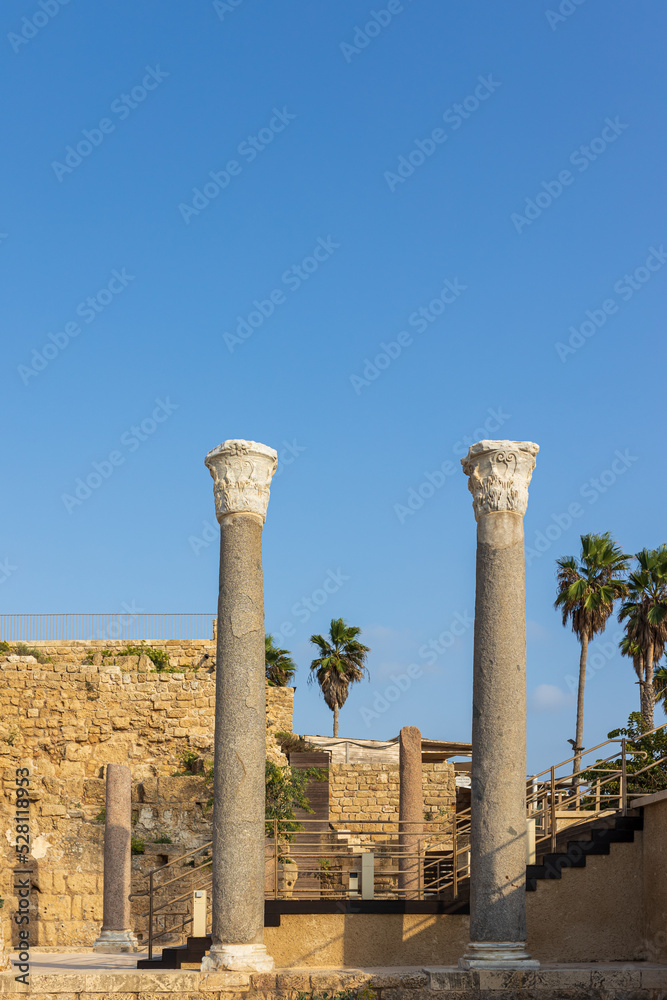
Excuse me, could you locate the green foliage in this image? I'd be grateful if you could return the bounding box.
[152,833,173,844]
[265,760,327,841]
[297,987,376,1000]
[555,533,629,642]
[274,731,316,754]
[581,712,667,801]
[619,547,667,727]
[309,618,371,736]
[114,644,171,670]
[131,836,145,855]
[172,749,206,776]
[85,680,99,701]
[265,635,297,686]
[3,642,53,663]
[94,808,106,823]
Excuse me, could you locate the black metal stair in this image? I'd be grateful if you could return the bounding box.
[525,809,643,891]
[137,934,212,970]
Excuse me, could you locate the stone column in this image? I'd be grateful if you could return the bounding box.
[202,439,277,973]
[398,726,423,899]
[459,441,539,970]
[93,764,138,953]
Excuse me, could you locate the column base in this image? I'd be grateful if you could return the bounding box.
[93,930,140,954]
[201,943,274,972]
[459,941,540,969]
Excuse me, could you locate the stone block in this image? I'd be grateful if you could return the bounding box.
[276,972,311,990]
[641,969,667,988]
[200,971,251,988]
[590,968,642,989]
[423,969,477,991]
[370,973,429,989]
[39,895,72,920]
[534,969,593,991]
[66,872,98,894]
[477,970,537,992]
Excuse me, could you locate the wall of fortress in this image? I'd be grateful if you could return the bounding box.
[0,642,293,949]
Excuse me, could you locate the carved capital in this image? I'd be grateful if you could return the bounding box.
[205,439,277,523]
[461,440,539,521]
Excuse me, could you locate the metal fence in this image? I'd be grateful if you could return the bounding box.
[0,614,216,642]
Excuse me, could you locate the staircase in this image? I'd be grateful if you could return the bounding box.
[526,808,643,890]
[137,934,212,970]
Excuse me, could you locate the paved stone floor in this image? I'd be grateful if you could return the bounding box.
[9,950,149,973]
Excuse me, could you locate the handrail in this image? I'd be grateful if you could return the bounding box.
[134,719,667,951]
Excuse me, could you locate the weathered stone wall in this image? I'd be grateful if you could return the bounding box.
[329,761,456,831]
[0,645,293,949]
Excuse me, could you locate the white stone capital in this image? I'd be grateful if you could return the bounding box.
[205,440,277,524]
[461,440,539,521]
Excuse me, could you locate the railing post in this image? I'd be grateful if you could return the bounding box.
[452,815,458,900]
[595,779,601,813]
[148,871,154,962]
[274,819,278,899]
[550,766,556,853]
[621,738,627,816]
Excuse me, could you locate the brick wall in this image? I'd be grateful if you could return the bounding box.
[328,760,456,832]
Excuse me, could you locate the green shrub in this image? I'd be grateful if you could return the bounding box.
[153,833,173,844]
[131,836,145,855]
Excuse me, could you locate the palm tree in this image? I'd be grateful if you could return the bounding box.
[555,532,629,780]
[618,547,667,729]
[308,618,370,736]
[265,635,297,687]
[654,661,667,717]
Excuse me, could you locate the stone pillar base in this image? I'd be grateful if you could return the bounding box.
[93,930,139,953]
[201,943,274,972]
[459,942,540,969]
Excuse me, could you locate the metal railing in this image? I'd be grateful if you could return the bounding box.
[526,720,667,853]
[133,721,667,956]
[131,841,213,961]
[0,613,216,642]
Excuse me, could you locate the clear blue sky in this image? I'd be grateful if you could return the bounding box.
[3,1,666,771]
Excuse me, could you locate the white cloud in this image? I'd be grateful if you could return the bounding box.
[530,683,574,714]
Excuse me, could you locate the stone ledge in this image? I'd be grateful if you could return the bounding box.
[1,965,666,997]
